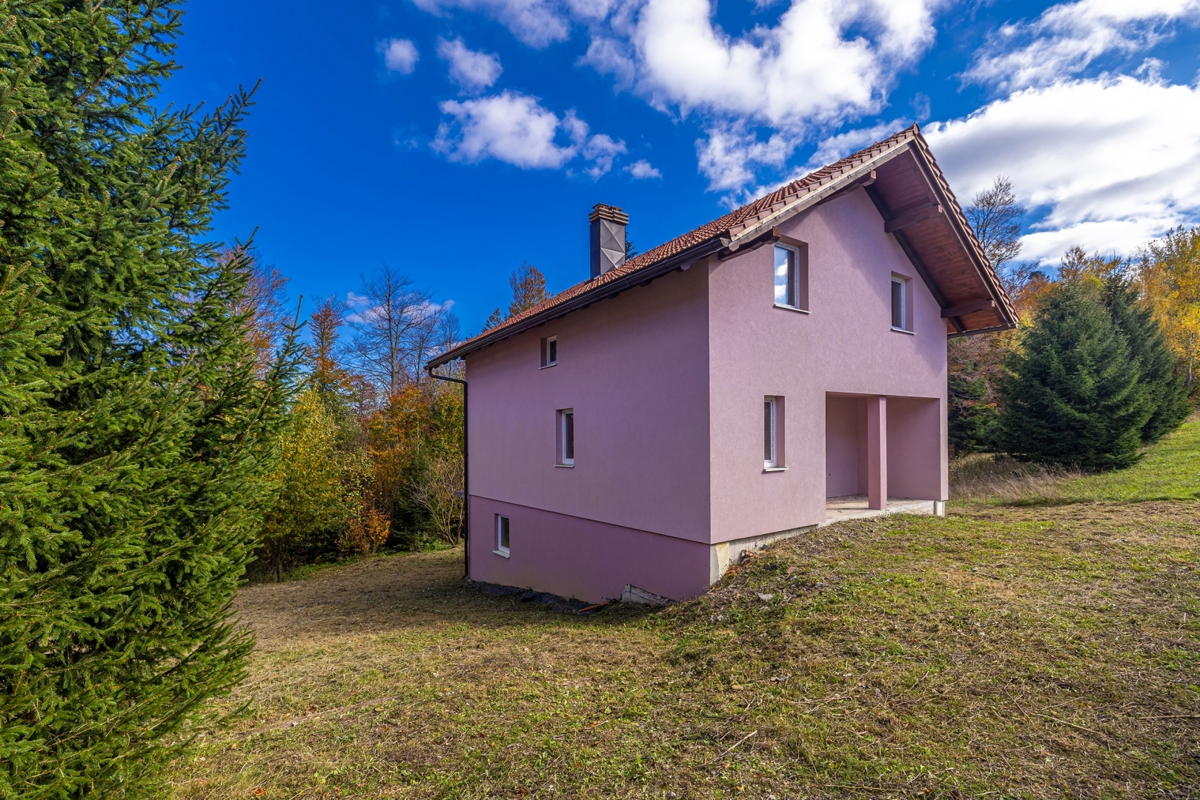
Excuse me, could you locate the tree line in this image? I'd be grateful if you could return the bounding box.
[951,179,1197,469]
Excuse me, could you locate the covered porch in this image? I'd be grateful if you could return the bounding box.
[824,393,946,524]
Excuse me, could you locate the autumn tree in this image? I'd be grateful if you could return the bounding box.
[1139,227,1200,393]
[230,250,291,377]
[347,265,454,396]
[485,262,550,330]
[308,295,356,401]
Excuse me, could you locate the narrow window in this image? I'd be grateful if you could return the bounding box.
[764,397,777,468]
[557,409,575,466]
[891,276,910,332]
[541,336,557,368]
[773,244,809,311]
[496,515,510,556]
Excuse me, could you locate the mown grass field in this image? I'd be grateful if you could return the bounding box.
[171,420,1200,799]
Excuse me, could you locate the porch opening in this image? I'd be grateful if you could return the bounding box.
[824,393,943,522]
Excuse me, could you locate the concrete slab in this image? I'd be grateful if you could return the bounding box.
[823,495,945,526]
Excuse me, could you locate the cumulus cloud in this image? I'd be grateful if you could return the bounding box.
[697,123,794,193]
[627,0,941,128]
[433,91,626,175]
[378,38,420,74]
[625,159,662,179]
[437,38,503,90]
[964,0,1200,91]
[925,75,1200,263]
[408,0,568,46]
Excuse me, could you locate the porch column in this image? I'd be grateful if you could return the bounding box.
[867,395,887,511]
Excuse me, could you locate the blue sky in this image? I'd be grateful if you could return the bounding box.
[159,0,1200,336]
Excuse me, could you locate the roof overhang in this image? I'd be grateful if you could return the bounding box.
[428,126,1017,368]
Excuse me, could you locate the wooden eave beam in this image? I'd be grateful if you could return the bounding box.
[864,185,965,334]
[884,203,943,233]
[940,299,996,319]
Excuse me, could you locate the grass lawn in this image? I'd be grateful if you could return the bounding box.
[171,433,1200,799]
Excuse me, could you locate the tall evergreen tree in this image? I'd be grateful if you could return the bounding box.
[1101,275,1191,442]
[996,280,1151,470]
[0,4,299,796]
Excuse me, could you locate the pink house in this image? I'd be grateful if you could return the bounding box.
[428,126,1017,604]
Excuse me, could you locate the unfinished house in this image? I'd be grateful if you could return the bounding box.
[427,125,1017,603]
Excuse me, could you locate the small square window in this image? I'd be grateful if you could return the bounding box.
[496,515,510,556]
[891,276,912,332]
[773,244,809,311]
[557,409,574,466]
[541,336,557,368]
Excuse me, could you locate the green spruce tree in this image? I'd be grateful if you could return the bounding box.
[1101,275,1190,443]
[0,4,300,796]
[996,280,1151,470]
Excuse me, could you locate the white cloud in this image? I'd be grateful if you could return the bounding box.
[965,0,1200,91]
[437,38,503,91]
[625,159,662,179]
[578,37,636,87]
[581,133,627,179]
[378,38,420,74]
[433,91,626,175]
[409,0,569,46]
[696,123,794,193]
[925,75,1200,264]
[626,0,941,129]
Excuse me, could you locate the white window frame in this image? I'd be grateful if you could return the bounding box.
[557,408,575,466]
[773,243,809,313]
[891,276,912,333]
[541,336,557,368]
[764,397,778,469]
[495,515,510,557]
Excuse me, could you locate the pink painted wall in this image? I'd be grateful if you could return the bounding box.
[469,497,711,603]
[886,397,945,500]
[465,264,711,545]
[825,396,863,497]
[707,188,949,543]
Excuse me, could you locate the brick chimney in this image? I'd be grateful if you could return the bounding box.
[589,203,628,278]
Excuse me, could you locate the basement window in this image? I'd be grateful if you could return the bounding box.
[495,515,510,557]
[557,409,575,466]
[891,275,913,333]
[541,336,557,368]
[773,243,809,312]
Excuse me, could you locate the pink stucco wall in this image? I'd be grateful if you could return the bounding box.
[463,187,948,599]
[707,188,949,543]
[465,264,711,544]
[468,497,711,603]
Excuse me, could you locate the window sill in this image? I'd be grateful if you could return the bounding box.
[763,466,788,473]
[493,549,510,559]
[890,327,915,335]
[539,363,557,370]
[555,463,575,468]
[773,303,810,314]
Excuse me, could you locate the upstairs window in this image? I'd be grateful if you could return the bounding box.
[557,409,575,466]
[773,243,809,312]
[541,336,557,368]
[891,275,912,332]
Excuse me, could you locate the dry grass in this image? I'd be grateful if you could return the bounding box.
[170,498,1200,799]
[948,453,1080,501]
